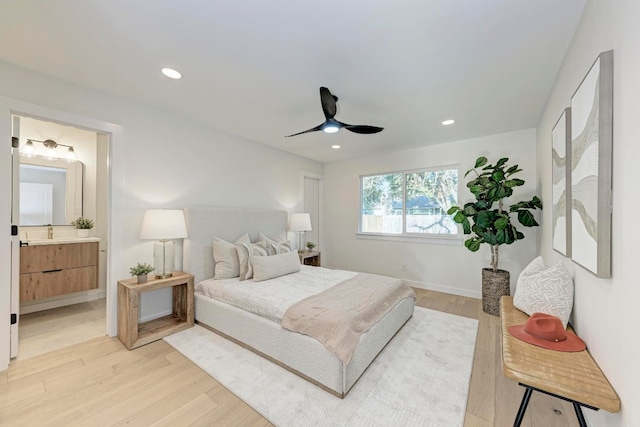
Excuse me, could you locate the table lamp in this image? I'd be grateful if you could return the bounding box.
[288,213,312,252]
[140,209,188,279]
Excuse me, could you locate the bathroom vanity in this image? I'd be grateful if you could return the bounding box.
[20,239,99,302]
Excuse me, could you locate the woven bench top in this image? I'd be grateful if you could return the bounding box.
[500,296,620,413]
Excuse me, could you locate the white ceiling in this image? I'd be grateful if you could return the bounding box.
[0,0,585,163]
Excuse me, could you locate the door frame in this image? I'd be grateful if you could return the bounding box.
[0,97,125,370]
[299,171,324,251]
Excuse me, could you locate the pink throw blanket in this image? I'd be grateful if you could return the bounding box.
[281,273,415,365]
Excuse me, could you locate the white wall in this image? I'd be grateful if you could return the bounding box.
[0,60,323,369]
[537,0,640,425]
[323,128,539,298]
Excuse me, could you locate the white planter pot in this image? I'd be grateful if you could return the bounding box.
[77,229,90,238]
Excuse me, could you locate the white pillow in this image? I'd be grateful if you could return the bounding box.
[258,232,290,255]
[517,256,546,278]
[251,250,301,282]
[212,234,250,279]
[241,241,269,280]
[514,260,574,328]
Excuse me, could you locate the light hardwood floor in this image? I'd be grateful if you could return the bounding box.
[17,298,106,360]
[1,289,583,426]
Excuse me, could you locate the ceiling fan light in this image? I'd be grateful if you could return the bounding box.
[323,125,340,134]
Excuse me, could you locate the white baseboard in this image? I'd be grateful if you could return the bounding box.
[139,309,174,324]
[404,279,481,300]
[20,289,106,314]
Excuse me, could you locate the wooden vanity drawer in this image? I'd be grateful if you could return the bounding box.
[20,242,98,273]
[19,241,100,302]
[20,266,98,302]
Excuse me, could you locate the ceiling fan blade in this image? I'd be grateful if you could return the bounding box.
[285,123,325,137]
[319,87,337,120]
[341,123,384,134]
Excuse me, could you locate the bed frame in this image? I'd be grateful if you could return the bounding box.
[183,206,414,397]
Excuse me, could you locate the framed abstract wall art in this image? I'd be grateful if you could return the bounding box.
[552,108,571,257]
[570,50,613,278]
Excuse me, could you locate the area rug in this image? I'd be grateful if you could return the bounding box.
[164,307,478,427]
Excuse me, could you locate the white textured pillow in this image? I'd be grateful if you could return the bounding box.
[258,232,289,255]
[241,241,269,280]
[271,241,293,254]
[251,250,301,282]
[514,261,574,328]
[212,234,250,279]
[517,256,546,279]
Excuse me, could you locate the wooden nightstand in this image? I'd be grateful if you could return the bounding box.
[299,251,321,267]
[117,272,194,350]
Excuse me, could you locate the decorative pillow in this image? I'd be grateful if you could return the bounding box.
[251,250,301,282]
[212,234,250,279]
[513,261,574,328]
[241,241,269,280]
[271,241,293,255]
[258,232,290,255]
[517,256,546,279]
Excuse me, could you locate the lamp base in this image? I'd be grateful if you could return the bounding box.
[153,240,174,279]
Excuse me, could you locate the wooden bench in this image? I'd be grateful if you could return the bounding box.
[500,296,620,426]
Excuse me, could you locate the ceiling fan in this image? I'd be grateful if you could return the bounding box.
[285,87,384,137]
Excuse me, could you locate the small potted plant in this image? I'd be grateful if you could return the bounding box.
[130,263,154,284]
[305,241,317,252]
[71,216,94,238]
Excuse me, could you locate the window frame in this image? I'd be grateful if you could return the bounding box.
[358,164,462,243]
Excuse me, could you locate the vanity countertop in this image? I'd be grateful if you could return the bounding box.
[21,237,101,246]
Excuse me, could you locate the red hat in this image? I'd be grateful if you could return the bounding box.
[509,313,586,352]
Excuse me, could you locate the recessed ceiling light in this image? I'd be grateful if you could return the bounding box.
[441,119,455,126]
[161,68,182,79]
[331,145,341,149]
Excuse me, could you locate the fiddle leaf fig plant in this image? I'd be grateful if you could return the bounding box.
[447,156,542,272]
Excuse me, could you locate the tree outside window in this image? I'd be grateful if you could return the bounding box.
[361,168,458,235]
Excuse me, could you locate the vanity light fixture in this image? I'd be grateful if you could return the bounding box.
[441,119,456,126]
[161,67,182,79]
[21,139,35,157]
[21,139,78,162]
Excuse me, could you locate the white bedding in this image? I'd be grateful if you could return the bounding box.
[195,265,357,323]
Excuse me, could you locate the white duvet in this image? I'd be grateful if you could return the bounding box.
[195,265,357,323]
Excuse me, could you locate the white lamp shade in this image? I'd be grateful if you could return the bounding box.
[288,213,312,232]
[140,209,188,240]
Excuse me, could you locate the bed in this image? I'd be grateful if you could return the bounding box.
[183,206,415,397]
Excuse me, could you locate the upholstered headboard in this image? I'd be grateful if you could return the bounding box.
[183,207,288,283]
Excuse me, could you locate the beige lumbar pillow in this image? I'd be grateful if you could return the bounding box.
[212,234,250,279]
[251,250,301,282]
[513,257,574,329]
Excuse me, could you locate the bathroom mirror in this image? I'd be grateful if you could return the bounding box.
[19,155,83,226]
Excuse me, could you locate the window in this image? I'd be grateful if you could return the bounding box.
[360,167,459,236]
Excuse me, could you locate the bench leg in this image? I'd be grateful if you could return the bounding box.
[515,383,599,427]
[513,386,533,427]
[573,402,588,427]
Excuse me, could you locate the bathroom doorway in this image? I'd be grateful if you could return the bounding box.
[13,115,110,360]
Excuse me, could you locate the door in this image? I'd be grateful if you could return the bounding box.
[10,116,21,357]
[303,176,321,250]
